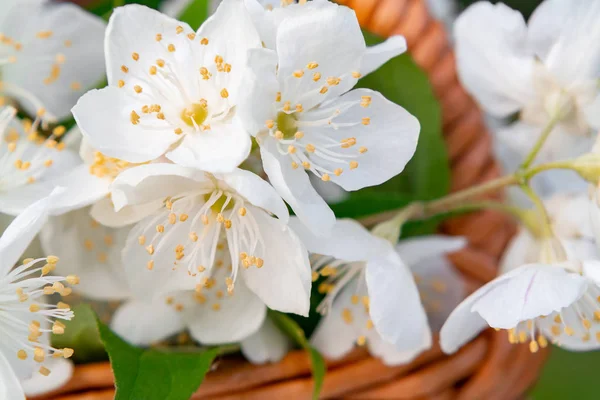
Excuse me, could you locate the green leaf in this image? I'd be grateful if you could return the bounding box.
[51,304,107,363]
[270,311,326,400]
[96,318,229,400]
[178,0,210,30]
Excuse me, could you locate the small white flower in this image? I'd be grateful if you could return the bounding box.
[455,0,600,136]
[441,261,600,354]
[238,1,419,234]
[290,218,430,364]
[0,191,78,398]
[72,1,262,172]
[240,318,292,364]
[0,0,105,121]
[0,107,80,216]
[94,164,311,341]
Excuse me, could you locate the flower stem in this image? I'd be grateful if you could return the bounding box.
[518,184,554,238]
[519,116,560,170]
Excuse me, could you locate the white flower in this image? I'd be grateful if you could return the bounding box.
[240,318,292,364]
[72,1,262,173]
[0,106,80,216]
[93,163,311,343]
[238,1,419,234]
[501,193,600,274]
[0,191,78,399]
[290,218,430,364]
[0,0,105,121]
[441,261,600,354]
[455,0,600,135]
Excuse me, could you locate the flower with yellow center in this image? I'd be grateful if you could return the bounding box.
[0,0,105,121]
[238,1,419,234]
[0,190,78,398]
[72,0,262,173]
[91,163,311,344]
[290,218,432,364]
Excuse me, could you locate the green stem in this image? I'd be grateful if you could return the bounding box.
[519,116,560,170]
[522,160,582,180]
[519,184,554,238]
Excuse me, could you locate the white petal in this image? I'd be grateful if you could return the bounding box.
[585,94,600,130]
[289,218,391,263]
[395,235,466,267]
[48,164,111,216]
[111,299,185,346]
[110,163,212,211]
[360,35,407,77]
[90,197,164,229]
[275,3,364,109]
[72,87,179,163]
[581,260,600,285]
[236,48,280,136]
[303,89,419,191]
[197,0,262,103]
[218,169,288,222]
[366,250,431,357]
[310,278,366,360]
[472,264,587,329]
[0,351,25,400]
[179,282,267,344]
[241,318,291,364]
[40,207,131,300]
[454,2,535,116]
[0,190,58,275]
[21,358,73,398]
[309,174,349,204]
[367,334,421,366]
[260,142,335,235]
[240,208,311,316]
[166,118,251,173]
[527,0,571,61]
[542,0,600,82]
[1,2,105,120]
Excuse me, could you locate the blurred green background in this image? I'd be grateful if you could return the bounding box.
[458,0,599,398]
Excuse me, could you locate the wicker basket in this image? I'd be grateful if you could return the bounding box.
[35,0,549,399]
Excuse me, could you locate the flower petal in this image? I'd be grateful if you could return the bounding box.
[471,264,587,329]
[197,0,262,103]
[178,282,267,344]
[40,207,131,301]
[289,218,391,263]
[218,169,288,222]
[360,35,407,77]
[541,0,600,82]
[0,351,25,400]
[166,118,251,174]
[1,1,105,120]
[239,208,311,316]
[48,165,111,216]
[241,318,292,364]
[90,197,164,229]
[111,299,185,346]
[454,2,535,116]
[260,142,335,235]
[302,89,420,191]
[21,358,73,398]
[236,48,280,136]
[366,250,431,357]
[110,163,212,211]
[275,2,364,109]
[0,189,59,275]
[72,87,179,163]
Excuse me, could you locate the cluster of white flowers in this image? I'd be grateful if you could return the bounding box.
[4,0,600,397]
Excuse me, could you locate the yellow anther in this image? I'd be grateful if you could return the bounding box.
[255,258,264,268]
[118,80,125,88]
[564,326,575,336]
[321,174,331,182]
[53,126,66,137]
[156,59,165,67]
[132,52,139,61]
[238,207,247,216]
[189,232,198,242]
[121,65,128,73]
[146,245,155,255]
[168,44,176,52]
[33,347,45,363]
[327,77,341,86]
[288,145,296,154]
[583,319,592,330]
[275,130,284,140]
[200,37,209,45]
[349,161,359,170]
[359,146,368,154]
[134,85,142,93]
[275,92,282,102]
[63,348,74,358]
[66,275,79,285]
[187,33,196,40]
[342,308,353,324]
[291,162,299,169]
[169,213,177,224]
[293,70,304,78]
[305,144,315,153]
[529,340,539,353]
[138,236,146,245]
[220,88,229,98]
[357,336,366,346]
[334,168,343,176]
[341,137,356,148]
[17,350,27,360]
[147,260,154,270]
[47,256,59,264]
[352,71,362,79]
[295,131,304,139]
[29,304,40,312]
[320,86,328,94]
[362,117,371,125]
[176,26,184,34]
[174,128,183,134]
[283,101,291,112]
[538,335,548,348]
[312,72,321,82]
[155,33,162,42]
[156,224,165,233]
[266,120,275,129]
[149,65,157,75]
[130,110,140,125]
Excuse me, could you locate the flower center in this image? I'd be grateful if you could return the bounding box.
[181,101,209,128]
[276,111,298,139]
[204,193,234,213]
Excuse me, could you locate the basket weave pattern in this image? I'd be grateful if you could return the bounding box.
[36,1,548,399]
